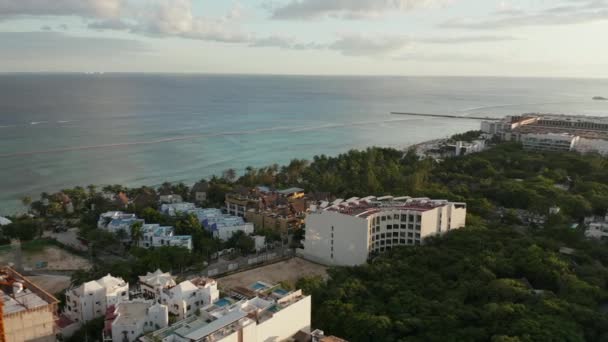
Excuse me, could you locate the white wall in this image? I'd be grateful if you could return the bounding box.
[256,295,311,342]
[301,211,369,266]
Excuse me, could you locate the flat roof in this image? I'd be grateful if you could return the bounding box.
[184,309,247,340]
[323,196,464,217]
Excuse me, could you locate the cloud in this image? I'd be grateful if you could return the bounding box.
[269,0,451,20]
[328,33,410,56]
[87,0,250,43]
[442,0,608,29]
[250,35,326,50]
[0,0,123,19]
[394,52,491,62]
[420,35,517,44]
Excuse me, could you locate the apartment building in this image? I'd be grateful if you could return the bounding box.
[160,277,220,319]
[103,300,168,342]
[299,196,467,266]
[64,274,129,323]
[1,266,59,342]
[141,283,311,342]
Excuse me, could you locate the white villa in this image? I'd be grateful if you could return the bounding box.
[103,300,169,342]
[160,277,220,320]
[64,274,129,323]
[138,269,177,300]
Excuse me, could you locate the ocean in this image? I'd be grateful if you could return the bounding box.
[1,74,607,214]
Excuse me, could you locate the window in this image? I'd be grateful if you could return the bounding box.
[408,214,414,222]
[401,214,407,222]
[415,233,421,238]
[381,216,386,221]
[380,240,385,245]
[393,238,398,244]
[381,233,385,238]
[387,225,392,230]
[331,253,334,258]
[393,232,399,237]
[400,239,406,244]
[400,224,406,229]
[331,226,334,231]
[400,232,406,237]
[331,233,334,238]
[408,232,413,237]
[408,239,413,244]
[394,214,399,220]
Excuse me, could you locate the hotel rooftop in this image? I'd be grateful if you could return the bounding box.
[318,196,466,218]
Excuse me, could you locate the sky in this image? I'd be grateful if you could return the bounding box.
[1,0,608,77]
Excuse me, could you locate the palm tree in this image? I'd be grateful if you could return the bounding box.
[130,221,144,247]
[20,196,32,207]
[223,169,237,182]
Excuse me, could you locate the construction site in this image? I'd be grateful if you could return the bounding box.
[0,266,59,342]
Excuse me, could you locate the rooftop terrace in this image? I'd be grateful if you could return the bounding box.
[320,196,465,217]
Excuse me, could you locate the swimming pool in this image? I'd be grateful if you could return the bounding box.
[251,282,269,291]
[215,298,231,307]
[273,289,289,296]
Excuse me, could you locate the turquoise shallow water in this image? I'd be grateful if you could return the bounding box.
[1,74,607,214]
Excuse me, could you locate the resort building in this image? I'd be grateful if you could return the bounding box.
[160,202,197,216]
[64,274,129,323]
[299,196,467,266]
[138,269,177,300]
[0,266,59,342]
[520,133,579,152]
[482,114,608,155]
[160,277,220,319]
[102,300,169,342]
[141,282,311,342]
[98,211,144,234]
[140,224,193,251]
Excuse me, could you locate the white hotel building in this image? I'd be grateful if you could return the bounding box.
[299,196,467,266]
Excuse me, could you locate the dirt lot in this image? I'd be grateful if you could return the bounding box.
[218,257,328,290]
[28,274,72,294]
[0,245,92,271]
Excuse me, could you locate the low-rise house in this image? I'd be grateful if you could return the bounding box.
[138,269,177,301]
[192,208,255,241]
[64,274,129,323]
[98,211,143,234]
[103,300,168,342]
[160,202,197,216]
[585,212,608,240]
[140,224,193,251]
[191,181,210,203]
[159,194,183,204]
[160,277,220,319]
[142,282,311,342]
